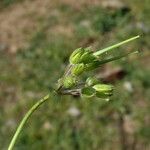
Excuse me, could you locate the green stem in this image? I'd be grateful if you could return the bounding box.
[93,35,140,56]
[95,50,139,66]
[8,93,51,150]
[86,50,139,71]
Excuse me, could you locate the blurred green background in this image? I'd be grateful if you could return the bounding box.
[0,0,150,149]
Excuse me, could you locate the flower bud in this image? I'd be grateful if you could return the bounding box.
[71,63,85,76]
[86,77,100,86]
[94,84,113,100]
[79,47,96,64]
[93,84,113,92]
[63,76,77,88]
[69,48,84,64]
[84,61,99,71]
[69,47,96,64]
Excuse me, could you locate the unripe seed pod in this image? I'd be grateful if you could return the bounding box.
[69,47,96,64]
[63,76,77,88]
[93,84,113,93]
[69,48,84,64]
[86,77,100,86]
[80,51,96,64]
[71,63,85,76]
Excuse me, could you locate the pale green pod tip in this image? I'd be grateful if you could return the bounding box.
[93,84,113,93]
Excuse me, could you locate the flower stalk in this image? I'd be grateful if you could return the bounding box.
[8,94,50,150]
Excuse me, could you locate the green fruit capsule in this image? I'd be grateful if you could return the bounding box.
[80,47,96,64]
[86,77,100,86]
[69,47,96,64]
[93,84,113,93]
[63,76,77,88]
[69,48,84,64]
[71,63,85,76]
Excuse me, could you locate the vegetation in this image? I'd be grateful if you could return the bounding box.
[0,0,149,149]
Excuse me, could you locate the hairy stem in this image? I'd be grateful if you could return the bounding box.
[8,94,51,150]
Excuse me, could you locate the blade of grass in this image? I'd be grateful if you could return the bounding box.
[93,35,140,56]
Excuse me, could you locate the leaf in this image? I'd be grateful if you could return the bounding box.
[93,35,140,56]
